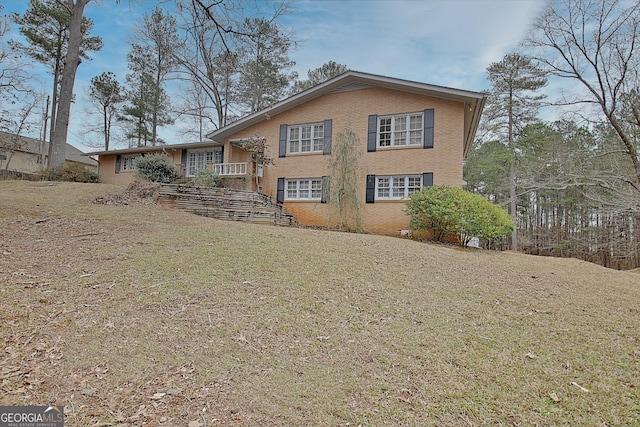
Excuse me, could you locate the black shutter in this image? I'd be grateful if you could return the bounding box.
[220,146,224,163]
[277,177,285,203]
[279,124,287,158]
[181,149,187,166]
[366,174,376,203]
[115,155,121,174]
[367,115,377,152]
[423,108,434,149]
[422,172,433,187]
[321,176,330,203]
[323,119,332,155]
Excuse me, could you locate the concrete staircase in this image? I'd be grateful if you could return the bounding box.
[157,184,296,226]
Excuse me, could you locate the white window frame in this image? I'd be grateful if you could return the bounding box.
[288,123,324,154]
[375,175,422,200]
[121,155,139,171]
[187,149,222,177]
[377,112,423,148]
[285,178,323,200]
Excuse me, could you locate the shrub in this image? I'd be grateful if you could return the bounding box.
[192,169,225,187]
[135,154,176,183]
[406,185,513,248]
[38,162,98,183]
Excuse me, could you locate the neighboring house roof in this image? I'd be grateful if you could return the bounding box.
[207,70,487,158]
[0,131,98,167]
[85,140,224,157]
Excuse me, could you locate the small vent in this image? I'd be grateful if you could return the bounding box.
[329,82,374,93]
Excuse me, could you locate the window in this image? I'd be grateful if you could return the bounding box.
[285,178,323,200]
[121,156,138,171]
[376,175,422,200]
[187,149,222,176]
[205,150,223,164]
[378,112,423,148]
[288,123,324,154]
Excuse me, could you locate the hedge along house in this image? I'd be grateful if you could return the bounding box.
[90,71,486,235]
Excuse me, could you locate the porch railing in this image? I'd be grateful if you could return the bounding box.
[212,162,248,176]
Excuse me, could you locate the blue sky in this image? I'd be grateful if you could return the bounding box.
[2,0,547,152]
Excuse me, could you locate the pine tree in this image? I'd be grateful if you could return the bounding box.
[483,53,547,250]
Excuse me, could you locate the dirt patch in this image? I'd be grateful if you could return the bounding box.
[93,180,160,206]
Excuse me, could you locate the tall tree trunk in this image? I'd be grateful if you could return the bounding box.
[49,0,90,167]
[508,88,518,251]
[103,104,109,151]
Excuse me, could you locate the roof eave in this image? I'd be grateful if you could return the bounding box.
[207,71,486,142]
[463,94,487,159]
[85,140,224,156]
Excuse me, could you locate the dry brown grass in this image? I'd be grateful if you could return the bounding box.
[1,180,639,426]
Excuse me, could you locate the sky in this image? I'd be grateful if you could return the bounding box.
[1,0,548,153]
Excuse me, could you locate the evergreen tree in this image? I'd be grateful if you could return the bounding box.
[11,0,101,164]
[290,61,348,94]
[88,71,123,151]
[482,53,547,250]
[135,7,180,145]
[235,17,296,113]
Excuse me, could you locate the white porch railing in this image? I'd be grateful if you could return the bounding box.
[212,162,248,176]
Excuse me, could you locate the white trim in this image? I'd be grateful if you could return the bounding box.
[375,174,422,200]
[287,122,324,154]
[377,112,423,148]
[285,178,323,200]
[186,148,223,177]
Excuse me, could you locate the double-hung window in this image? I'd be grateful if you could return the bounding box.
[288,123,324,154]
[376,175,422,200]
[121,155,138,171]
[378,112,423,148]
[286,178,323,200]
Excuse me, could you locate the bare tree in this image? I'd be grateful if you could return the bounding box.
[1,3,40,161]
[174,1,239,130]
[0,5,33,109]
[527,0,640,192]
[175,0,294,126]
[1,99,40,172]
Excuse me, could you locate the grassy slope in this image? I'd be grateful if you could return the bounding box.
[1,181,639,426]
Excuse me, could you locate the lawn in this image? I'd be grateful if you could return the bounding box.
[1,180,639,426]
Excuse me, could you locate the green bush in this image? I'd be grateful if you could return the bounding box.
[192,169,225,187]
[406,185,513,248]
[135,154,176,183]
[38,162,98,183]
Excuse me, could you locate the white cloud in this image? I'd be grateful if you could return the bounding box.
[287,0,547,90]
[4,0,548,151]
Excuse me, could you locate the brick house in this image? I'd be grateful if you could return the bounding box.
[0,131,97,176]
[90,71,486,234]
